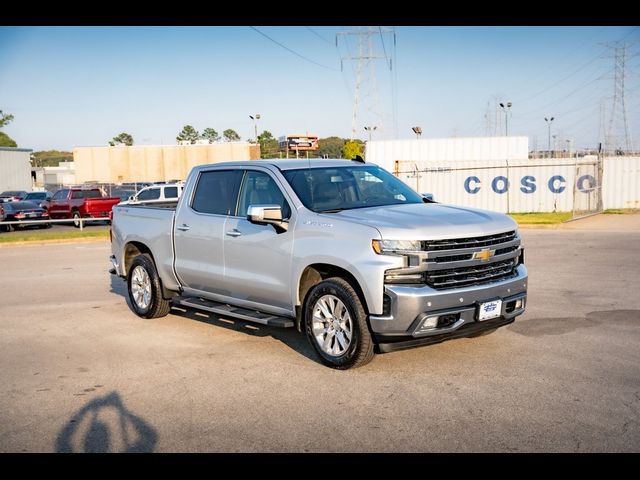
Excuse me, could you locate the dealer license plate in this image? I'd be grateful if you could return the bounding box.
[478,300,502,321]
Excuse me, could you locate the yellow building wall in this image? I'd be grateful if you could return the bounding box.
[73,143,260,183]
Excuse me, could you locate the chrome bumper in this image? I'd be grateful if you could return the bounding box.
[369,264,528,337]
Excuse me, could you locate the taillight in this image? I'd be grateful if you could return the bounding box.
[15,212,25,218]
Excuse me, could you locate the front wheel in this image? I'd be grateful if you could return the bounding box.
[304,277,375,370]
[127,254,171,319]
[72,211,81,228]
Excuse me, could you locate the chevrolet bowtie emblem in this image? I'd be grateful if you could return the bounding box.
[473,249,495,261]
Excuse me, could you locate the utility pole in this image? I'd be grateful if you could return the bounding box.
[605,42,633,153]
[249,114,261,143]
[499,102,512,136]
[545,117,555,158]
[364,126,377,141]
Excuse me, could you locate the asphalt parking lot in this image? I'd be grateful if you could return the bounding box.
[0,216,638,452]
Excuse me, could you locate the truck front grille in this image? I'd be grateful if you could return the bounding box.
[422,230,517,251]
[425,258,518,290]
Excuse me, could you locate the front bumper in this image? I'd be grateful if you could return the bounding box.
[369,264,527,344]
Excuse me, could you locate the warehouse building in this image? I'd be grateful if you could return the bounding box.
[73,143,260,184]
[0,147,33,192]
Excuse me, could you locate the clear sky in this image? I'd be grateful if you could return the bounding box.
[1,26,638,152]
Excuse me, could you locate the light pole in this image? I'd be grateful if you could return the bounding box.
[412,126,422,139]
[544,117,554,157]
[364,126,377,142]
[499,102,512,136]
[249,114,261,142]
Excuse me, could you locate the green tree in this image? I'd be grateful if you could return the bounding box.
[0,110,14,128]
[31,150,73,167]
[257,130,279,158]
[316,136,346,158]
[201,128,220,143]
[223,129,240,142]
[0,109,17,147]
[0,131,17,147]
[342,139,363,159]
[109,132,134,146]
[176,125,200,144]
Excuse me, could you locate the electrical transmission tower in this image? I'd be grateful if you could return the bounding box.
[337,27,395,140]
[605,42,633,153]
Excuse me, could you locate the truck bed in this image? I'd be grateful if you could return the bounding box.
[111,203,180,291]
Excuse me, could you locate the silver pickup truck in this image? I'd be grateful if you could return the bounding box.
[110,159,527,369]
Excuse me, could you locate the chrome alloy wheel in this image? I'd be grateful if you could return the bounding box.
[131,265,152,310]
[312,294,353,356]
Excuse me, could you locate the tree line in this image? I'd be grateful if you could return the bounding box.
[109,126,241,146]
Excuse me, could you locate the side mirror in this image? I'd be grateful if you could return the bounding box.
[421,192,435,203]
[128,195,134,202]
[247,204,288,233]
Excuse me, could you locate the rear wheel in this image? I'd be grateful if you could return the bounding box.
[304,277,375,370]
[72,211,81,228]
[127,253,171,319]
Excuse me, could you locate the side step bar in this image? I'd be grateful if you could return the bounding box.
[175,297,295,328]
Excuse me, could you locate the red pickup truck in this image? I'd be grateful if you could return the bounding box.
[48,188,121,227]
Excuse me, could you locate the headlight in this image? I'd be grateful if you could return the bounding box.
[372,239,421,255]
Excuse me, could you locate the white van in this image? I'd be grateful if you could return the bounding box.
[125,183,184,204]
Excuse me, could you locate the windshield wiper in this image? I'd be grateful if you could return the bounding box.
[318,208,348,213]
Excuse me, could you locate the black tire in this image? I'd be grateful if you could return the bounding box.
[304,277,375,370]
[126,253,171,319]
[467,328,498,338]
[72,211,81,228]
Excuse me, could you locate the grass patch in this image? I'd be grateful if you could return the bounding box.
[0,229,109,243]
[508,212,573,225]
[603,208,640,215]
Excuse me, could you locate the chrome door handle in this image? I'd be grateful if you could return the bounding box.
[226,230,242,237]
[176,224,190,231]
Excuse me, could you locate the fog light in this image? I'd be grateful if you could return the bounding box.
[515,299,523,309]
[421,316,439,330]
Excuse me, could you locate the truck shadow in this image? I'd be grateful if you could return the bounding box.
[56,391,158,452]
[109,275,320,364]
[170,306,320,364]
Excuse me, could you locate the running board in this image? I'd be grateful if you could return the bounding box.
[175,297,295,328]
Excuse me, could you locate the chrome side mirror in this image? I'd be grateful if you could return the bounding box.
[247,204,288,232]
[421,192,435,203]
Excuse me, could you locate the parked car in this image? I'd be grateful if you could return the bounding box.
[0,201,51,231]
[48,188,121,228]
[23,191,53,211]
[0,190,29,203]
[110,159,527,369]
[122,183,184,204]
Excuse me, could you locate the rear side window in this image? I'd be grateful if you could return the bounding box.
[137,188,161,201]
[71,190,102,199]
[164,186,178,199]
[52,189,69,201]
[191,170,242,215]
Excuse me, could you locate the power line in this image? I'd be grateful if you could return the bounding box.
[305,26,333,45]
[250,26,338,71]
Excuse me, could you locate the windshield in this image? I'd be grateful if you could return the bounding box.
[25,192,46,201]
[282,165,424,213]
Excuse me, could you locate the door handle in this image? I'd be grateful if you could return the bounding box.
[176,224,190,231]
[226,229,242,237]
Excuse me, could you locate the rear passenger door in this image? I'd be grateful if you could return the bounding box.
[173,169,243,296]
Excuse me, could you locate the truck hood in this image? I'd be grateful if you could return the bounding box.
[326,203,518,240]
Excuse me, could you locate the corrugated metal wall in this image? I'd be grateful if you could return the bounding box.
[393,158,593,213]
[73,143,261,183]
[602,156,640,209]
[0,148,33,191]
[365,139,639,213]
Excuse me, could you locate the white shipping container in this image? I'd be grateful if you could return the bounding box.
[0,147,33,192]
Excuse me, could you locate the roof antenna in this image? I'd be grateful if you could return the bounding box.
[352,155,365,163]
